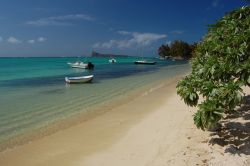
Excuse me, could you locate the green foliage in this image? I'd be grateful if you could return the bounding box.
[158,44,171,57]
[170,40,192,59]
[194,100,224,130]
[190,42,198,58]
[158,40,195,59]
[177,6,250,130]
[177,75,199,106]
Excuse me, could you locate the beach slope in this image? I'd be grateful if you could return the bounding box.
[0,77,249,166]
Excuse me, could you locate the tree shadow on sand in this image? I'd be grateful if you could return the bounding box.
[209,95,250,155]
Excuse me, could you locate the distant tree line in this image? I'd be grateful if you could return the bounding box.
[158,40,197,60]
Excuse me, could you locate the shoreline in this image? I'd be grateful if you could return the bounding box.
[0,63,189,150]
[0,75,189,165]
[0,75,249,165]
[0,75,182,152]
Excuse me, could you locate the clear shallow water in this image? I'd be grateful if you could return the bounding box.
[0,57,188,145]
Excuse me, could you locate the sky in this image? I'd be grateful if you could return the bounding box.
[0,0,248,57]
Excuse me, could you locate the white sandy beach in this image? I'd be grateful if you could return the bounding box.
[0,76,249,166]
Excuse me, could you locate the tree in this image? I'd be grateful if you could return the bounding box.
[177,6,250,130]
[189,42,198,58]
[170,40,192,59]
[158,40,194,59]
[158,44,171,58]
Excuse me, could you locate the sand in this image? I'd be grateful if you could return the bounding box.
[0,77,249,166]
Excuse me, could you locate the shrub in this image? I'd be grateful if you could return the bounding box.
[177,6,250,130]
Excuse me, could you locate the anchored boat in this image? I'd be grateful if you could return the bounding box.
[65,75,94,84]
[134,60,156,65]
[67,62,94,69]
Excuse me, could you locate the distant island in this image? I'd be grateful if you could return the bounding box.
[91,51,129,58]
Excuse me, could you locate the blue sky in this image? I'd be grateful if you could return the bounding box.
[0,0,248,57]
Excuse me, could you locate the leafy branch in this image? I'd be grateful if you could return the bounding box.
[177,6,250,130]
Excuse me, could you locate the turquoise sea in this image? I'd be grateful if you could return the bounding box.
[0,57,189,149]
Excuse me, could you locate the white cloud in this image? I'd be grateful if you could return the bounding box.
[93,31,167,49]
[7,36,22,44]
[27,14,94,26]
[166,40,171,45]
[27,39,35,44]
[0,36,3,42]
[37,37,46,42]
[27,37,47,44]
[92,43,100,48]
[93,40,120,49]
[130,32,167,46]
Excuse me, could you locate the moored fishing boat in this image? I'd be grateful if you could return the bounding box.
[134,60,156,65]
[67,61,94,69]
[65,75,94,83]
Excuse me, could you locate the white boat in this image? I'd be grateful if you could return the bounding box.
[67,61,94,69]
[65,75,94,83]
[109,58,117,63]
[67,61,88,69]
[134,60,156,65]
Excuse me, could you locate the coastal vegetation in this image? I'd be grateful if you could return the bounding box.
[158,40,196,60]
[177,6,250,130]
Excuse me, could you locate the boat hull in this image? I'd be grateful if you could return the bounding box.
[65,75,94,84]
[68,62,94,69]
[71,65,88,69]
[134,61,156,65]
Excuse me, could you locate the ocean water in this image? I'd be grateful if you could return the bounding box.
[0,57,189,147]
